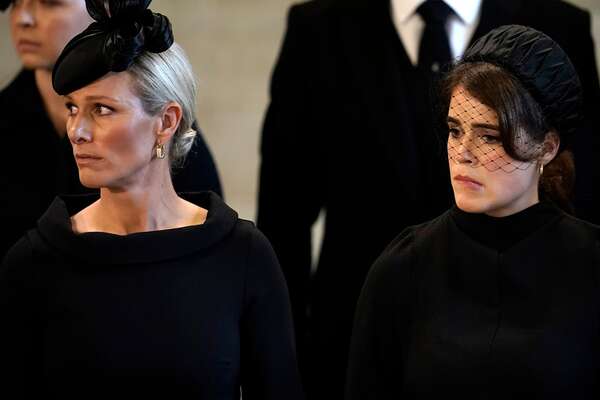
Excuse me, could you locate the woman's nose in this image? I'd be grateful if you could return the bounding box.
[13,1,36,27]
[455,137,478,164]
[68,116,93,144]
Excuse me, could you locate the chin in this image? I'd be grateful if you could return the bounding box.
[78,173,106,189]
[454,195,491,214]
[19,56,52,71]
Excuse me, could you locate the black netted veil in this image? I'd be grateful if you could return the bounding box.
[445,25,583,174]
[52,0,173,95]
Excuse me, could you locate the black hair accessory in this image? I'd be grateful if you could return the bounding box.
[462,25,582,138]
[52,0,173,95]
[0,0,11,11]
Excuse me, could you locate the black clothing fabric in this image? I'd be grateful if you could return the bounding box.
[416,0,453,73]
[0,69,222,259]
[347,203,600,399]
[0,192,303,400]
[256,1,600,398]
[450,202,559,252]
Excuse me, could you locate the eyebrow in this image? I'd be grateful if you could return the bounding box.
[447,116,499,131]
[64,94,122,103]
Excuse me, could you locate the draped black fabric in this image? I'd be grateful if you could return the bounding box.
[347,203,600,399]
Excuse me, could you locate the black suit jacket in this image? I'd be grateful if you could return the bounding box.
[257,0,599,398]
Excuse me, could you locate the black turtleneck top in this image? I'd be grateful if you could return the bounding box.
[0,192,303,400]
[347,202,600,399]
[450,202,561,252]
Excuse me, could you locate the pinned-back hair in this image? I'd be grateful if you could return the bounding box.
[128,43,199,168]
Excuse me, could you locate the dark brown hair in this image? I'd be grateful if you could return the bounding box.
[440,61,575,213]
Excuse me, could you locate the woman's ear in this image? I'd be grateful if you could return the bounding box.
[540,130,560,166]
[156,101,183,144]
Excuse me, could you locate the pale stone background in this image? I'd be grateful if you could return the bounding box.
[1,0,599,224]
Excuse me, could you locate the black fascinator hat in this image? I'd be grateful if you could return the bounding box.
[0,0,12,11]
[52,0,173,95]
[462,24,582,139]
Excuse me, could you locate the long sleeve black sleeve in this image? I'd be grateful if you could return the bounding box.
[346,229,415,400]
[0,236,40,398]
[240,229,304,400]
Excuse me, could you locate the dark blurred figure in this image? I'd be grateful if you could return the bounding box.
[0,0,222,259]
[256,0,599,398]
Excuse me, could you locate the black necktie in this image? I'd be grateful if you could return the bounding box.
[417,0,454,73]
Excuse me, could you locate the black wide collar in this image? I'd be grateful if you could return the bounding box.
[36,191,238,265]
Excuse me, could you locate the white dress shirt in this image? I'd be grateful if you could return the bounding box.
[391,0,483,66]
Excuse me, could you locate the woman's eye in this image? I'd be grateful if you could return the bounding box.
[448,127,461,138]
[481,134,501,144]
[65,103,78,116]
[94,104,113,116]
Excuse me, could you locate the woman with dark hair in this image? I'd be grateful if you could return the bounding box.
[0,0,222,259]
[0,1,302,399]
[346,25,600,399]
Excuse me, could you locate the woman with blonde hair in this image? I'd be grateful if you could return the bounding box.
[0,0,221,258]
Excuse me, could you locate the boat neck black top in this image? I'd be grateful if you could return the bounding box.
[347,202,600,399]
[0,192,303,400]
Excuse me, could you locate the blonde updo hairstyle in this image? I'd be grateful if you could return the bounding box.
[128,42,198,168]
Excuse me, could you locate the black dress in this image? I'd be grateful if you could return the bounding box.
[0,69,222,259]
[0,192,303,400]
[347,202,600,399]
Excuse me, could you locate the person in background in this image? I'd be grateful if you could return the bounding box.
[0,0,222,259]
[347,24,600,399]
[256,0,600,398]
[0,1,303,399]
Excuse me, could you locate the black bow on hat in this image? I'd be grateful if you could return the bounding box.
[52,0,173,95]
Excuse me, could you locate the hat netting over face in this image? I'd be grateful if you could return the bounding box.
[444,24,582,173]
[447,85,545,173]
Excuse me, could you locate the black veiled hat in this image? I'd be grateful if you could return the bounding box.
[52,0,173,95]
[462,25,582,139]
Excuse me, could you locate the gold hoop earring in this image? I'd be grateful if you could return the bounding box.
[539,162,544,176]
[155,143,166,159]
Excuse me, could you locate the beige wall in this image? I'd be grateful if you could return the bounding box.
[1,0,599,222]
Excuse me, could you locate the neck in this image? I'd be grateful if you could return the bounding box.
[94,165,193,235]
[34,68,68,136]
